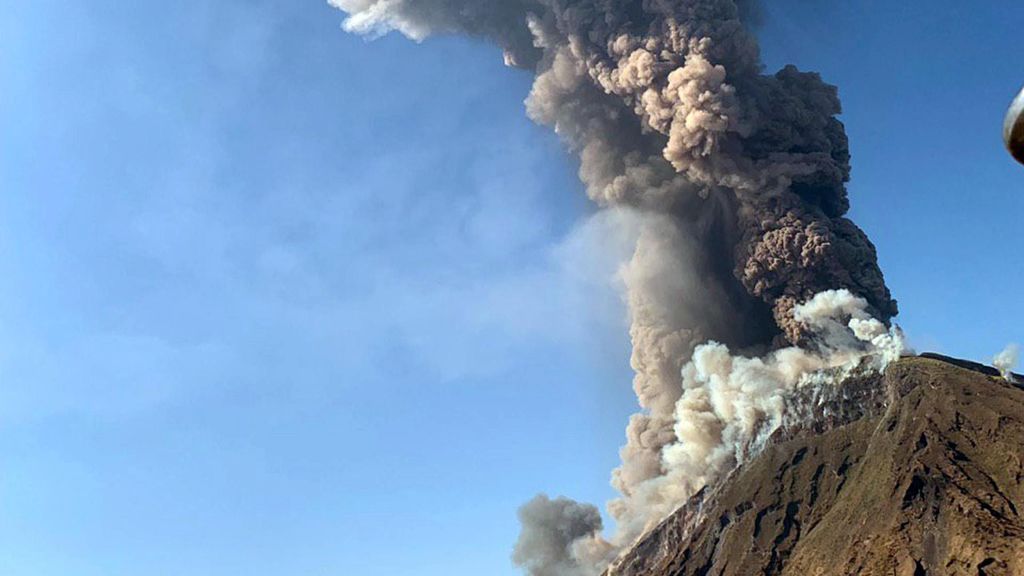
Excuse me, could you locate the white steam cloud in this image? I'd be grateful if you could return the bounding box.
[994,343,1020,383]
[516,290,905,576]
[599,290,905,564]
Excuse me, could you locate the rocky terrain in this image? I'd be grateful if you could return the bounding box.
[606,356,1024,576]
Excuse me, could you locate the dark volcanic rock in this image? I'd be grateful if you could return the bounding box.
[606,356,1024,576]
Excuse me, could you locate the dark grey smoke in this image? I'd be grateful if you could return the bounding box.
[512,495,606,576]
[333,0,896,342]
[332,0,899,570]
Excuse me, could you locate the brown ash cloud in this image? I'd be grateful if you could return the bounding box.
[331,0,898,571]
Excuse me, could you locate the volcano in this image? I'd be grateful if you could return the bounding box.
[605,355,1024,576]
[328,4,1022,573]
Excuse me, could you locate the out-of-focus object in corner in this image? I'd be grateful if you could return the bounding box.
[1004,86,1024,165]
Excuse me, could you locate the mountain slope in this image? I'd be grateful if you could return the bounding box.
[606,356,1024,576]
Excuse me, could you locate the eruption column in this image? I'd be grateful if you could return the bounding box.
[331,1,900,571]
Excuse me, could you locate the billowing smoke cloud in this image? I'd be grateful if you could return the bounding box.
[331,0,900,572]
[518,292,904,575]
[609,290,905,542]
[512,495,611,576]
[994,343,1020,382]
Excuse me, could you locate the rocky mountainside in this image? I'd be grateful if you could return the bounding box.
[606,356,1024,576]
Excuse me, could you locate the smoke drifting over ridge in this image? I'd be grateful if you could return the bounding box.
[332,1,900,573]
[994,344,1020,383]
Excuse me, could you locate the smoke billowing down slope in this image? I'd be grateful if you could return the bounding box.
[332,1,902,573]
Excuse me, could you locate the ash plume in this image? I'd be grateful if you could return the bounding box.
[332,0,899,572]
[513,495,611,576]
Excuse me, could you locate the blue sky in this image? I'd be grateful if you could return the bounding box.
[1,2,1021,575]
